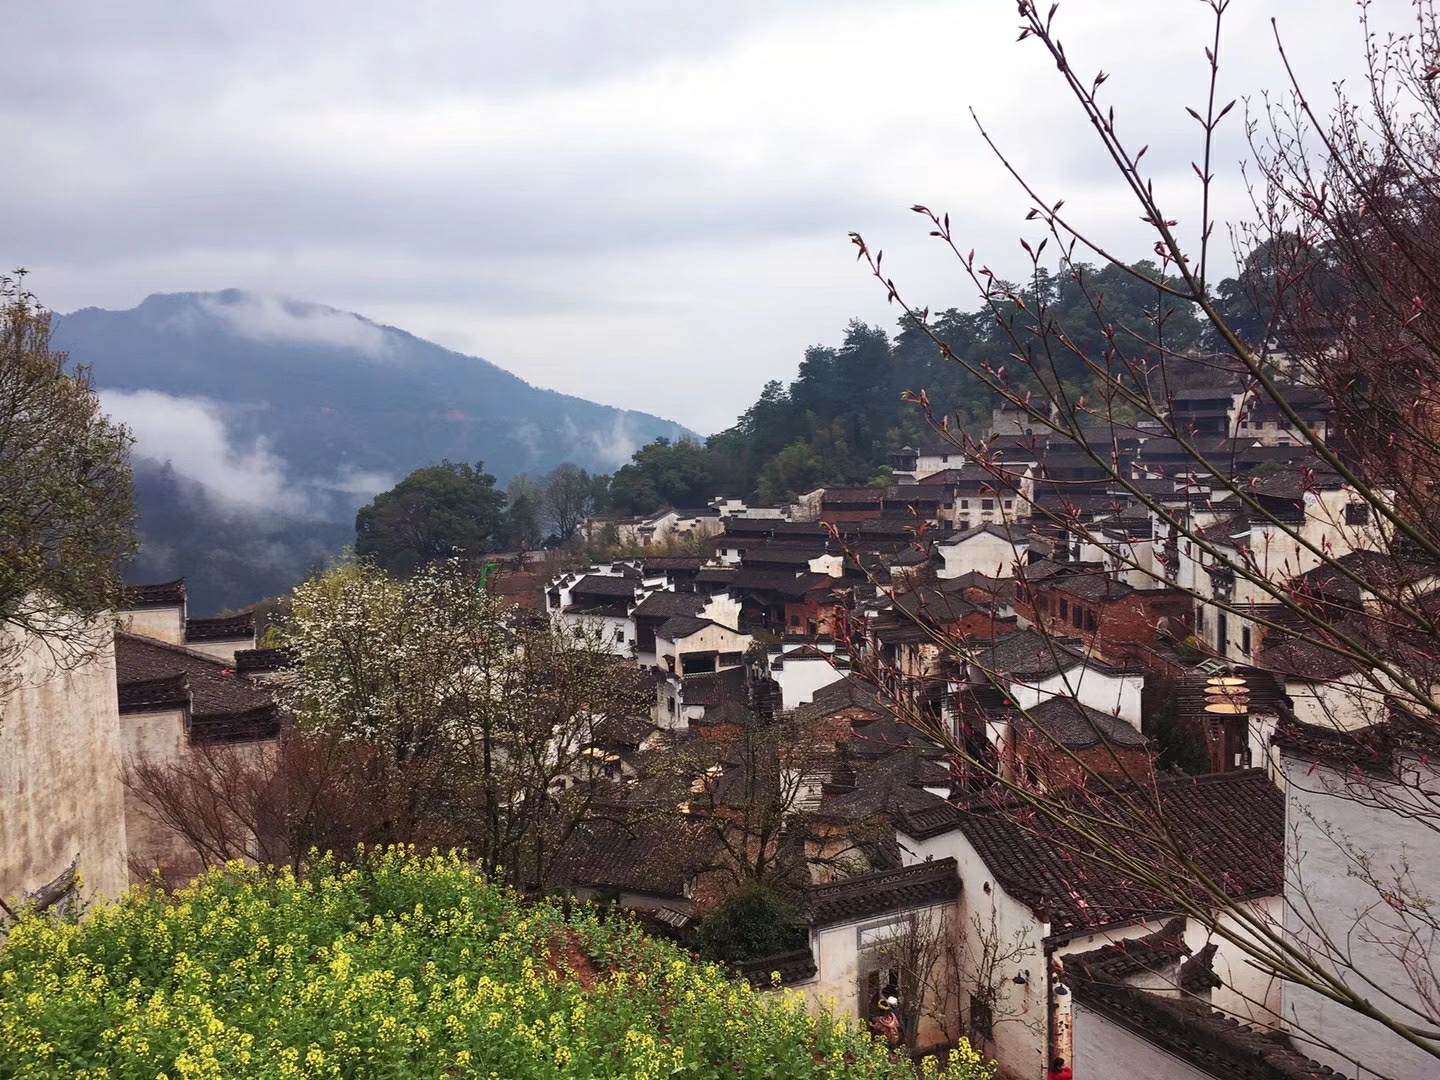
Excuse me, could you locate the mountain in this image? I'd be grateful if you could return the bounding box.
[52,290,694,613]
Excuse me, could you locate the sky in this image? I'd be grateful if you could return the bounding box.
[0,0,1377,435]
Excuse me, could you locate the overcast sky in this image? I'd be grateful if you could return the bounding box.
[1,0,1375,434]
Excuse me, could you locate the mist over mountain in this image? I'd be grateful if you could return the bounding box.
[52,290,694,613]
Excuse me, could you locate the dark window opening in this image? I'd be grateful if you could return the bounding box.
[969,993,994,1041]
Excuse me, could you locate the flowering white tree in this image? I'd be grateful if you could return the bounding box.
[281,558,651,887]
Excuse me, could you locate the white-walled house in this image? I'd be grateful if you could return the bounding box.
[893,770,1286,1080]
[965,629,1144,726]
[740,859,963,1049]
[934,524,1029,581]
[1272,720,1440,1080]
[1178,475,1386,663]
[768,642,848,709]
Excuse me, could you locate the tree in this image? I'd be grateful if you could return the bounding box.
[0,273,136,700]
[606,438,716,516]
[502,473,544,551]
[278,558,652,889]
[845,1,1440,1075]
[122,731,389,883]
[690,882,807,964]
[542,462,595,542]
[353,460,505,575]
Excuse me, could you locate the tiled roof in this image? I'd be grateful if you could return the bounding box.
[1052,572,1135,602]
[681,667,748,708]
[234,647,295,675]
[1017,697,1148,749]
[888,546,931,567]
[122,579,186,608]
[116,631,273,718]
[642,556,705,572]
[941,522,1029,544]
[1256,619,1370,680]
[569,574,641,599]
[632,592,706,619]
[803,858,959,928]
[790,677,889,725]
[741,542,834,565]
[185,613,255,642]
[971,629,1088,679]
[891,586,978,623]
[731,570,832,597]
[1066,916,1190,980]
[821,750,952,824]
[117,673,190,713]
[954,770,1283,934]
[733,946,818,988]
[547,815,719,898]
[1068,923,1331,1080]
[656,615,713,640]
[821,487,886,504]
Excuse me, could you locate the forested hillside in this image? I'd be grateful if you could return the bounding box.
[602,260,1220,513]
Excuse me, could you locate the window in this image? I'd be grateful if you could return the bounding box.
[1084,610,1097,632]
[960,499,970,509]
[1004,499,1013,509]
[667,697,676,715]
[982,498,994,510]
[941,454,950,464]
[1072,605,1083,629]
[1346,502,1371,526]
[969,993,994,1041]
[789,614,801,628]
[1217,613,1229,656]
[614,627,625,642]
[1059,599,1069,620]
[1241,626,1251,656]
[1196,608,1205,635]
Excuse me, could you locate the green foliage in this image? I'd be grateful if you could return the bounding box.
[0,851,988,1079]
[502,474,545,550]
[691,883,807,964]
[0,275,137,696]
[605,438,715,515]
[354,460,506,575]
[602,261,1203,513]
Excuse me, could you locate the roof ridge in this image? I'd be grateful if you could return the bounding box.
[116,629,247,670]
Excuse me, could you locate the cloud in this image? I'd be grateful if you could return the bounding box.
[102,389,302,512]
[1,0,1386,434]
[197,292,393,359]
[100,389,396,514]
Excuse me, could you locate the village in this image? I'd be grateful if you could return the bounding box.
[5,380,1429,1080]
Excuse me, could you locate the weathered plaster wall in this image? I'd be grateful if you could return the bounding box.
[120,606,184,646]
[0,623,128,906]
[1072,1002,1216,1080]
[1278,751,1440,1079]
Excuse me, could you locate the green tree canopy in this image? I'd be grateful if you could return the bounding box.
[354,460,505,574]
[605,438,716,516]
[0,274,136,697]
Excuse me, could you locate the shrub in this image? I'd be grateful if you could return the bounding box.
[690,882,807,963]
[0,849,990,1079]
